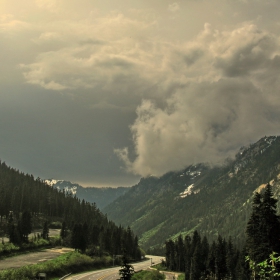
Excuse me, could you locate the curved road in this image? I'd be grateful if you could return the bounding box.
[66,255,164,280]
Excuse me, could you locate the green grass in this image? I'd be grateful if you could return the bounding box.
[139,222,165,245]
[132,270,165,280]
[0,237,61,259]
[152,263,167,271]
[177,274,184,280]
[152,263,184,280]
[0,251,112,280]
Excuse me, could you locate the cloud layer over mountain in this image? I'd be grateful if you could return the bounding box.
[1,0,280,184]
[115,23,280,175]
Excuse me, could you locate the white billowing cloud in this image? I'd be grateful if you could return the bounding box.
[115,23,280,176]
[168,3,180,13]
[2,0,280,180]
[19,11,160,92]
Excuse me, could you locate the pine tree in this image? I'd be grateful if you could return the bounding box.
[200,236,209,278]
[246,192,263,262]
[175,235,185,272]
[226,237,236,280]
[246,184,280,263]
[184,235,192,280]
[60,221,67,239]
[215,235,227,280]
[165,239,176,271]
[260,184,280,254]
[207,241,216,278]
[20,210,32,243]
[190,243,201,280]
[42,221,49,239]
[119,254,134,280]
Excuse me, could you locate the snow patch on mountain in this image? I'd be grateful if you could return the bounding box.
[45,179,63,186]
[44,179,78,195]
[180,184,200,198]
[179,169,201,179]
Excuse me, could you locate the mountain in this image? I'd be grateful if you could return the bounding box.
[104,135,280,250]
[44,180,129,210]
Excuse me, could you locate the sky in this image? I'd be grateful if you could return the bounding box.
[1,0,280,187]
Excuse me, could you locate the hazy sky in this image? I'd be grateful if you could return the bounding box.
[1,0,280,187]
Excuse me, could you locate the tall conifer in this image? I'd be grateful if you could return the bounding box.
[246,184,280,263]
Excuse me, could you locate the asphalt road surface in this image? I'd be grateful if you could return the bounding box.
[66,255,164,280]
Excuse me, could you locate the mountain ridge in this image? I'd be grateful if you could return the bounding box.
[44,179,129,210]
[104,135,280,250]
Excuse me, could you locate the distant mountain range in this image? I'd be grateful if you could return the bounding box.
[44,179,129,210]
[103,135,280,250]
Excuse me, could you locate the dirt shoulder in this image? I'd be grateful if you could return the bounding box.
[0,247,73,270]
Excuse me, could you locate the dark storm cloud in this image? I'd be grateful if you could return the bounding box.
[0,86,138,186]
[1,0,280,185]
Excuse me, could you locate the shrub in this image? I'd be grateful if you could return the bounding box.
[0,252,113,280]
[131,270,165,280]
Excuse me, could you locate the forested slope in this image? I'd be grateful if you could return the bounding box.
[0,162,141,260]
[104,136,280,250]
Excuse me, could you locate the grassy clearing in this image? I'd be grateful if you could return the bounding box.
[0,251,112,280]
[0,237,61,259]
[132,270,165,280]
[152,263,167,271]
[152,263,184,280]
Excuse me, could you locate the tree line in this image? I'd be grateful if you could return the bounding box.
[165,184,280,279]
[0,160,141,260]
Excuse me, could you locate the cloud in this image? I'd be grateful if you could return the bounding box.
[2,0,280,185]
[115,23,280,176]
[18,11,159,93]
[168,3,180,13]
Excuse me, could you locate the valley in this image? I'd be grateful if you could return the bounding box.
[1,135,280,279]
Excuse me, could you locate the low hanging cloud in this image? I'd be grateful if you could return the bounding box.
[115,23,280,176]
[7,1,280,177]
[168,3,180,13]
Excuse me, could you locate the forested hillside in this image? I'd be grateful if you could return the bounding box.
[104,136,280,250]
[164,184,280,279]
[0,161,141,260]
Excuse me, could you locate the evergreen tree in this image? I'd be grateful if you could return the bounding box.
[215,235,227,280]
[165,239,176,271]
[60,221,67,239]
[246,192,263,263]
[246,184,280,263]
[175,235,185,272]
[184,235,192,280]
[71,223,82,251]
[81,222,89,253]
[42,221,49,239]
[260,184,280,254]
[190,243,202,280]
[200,236,209,278]
[20,210,32,243]
[207,241,216,278]
[119,254,134,280]
[226,237,236,280]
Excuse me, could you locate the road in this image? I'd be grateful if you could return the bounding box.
[66,255,164,280]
